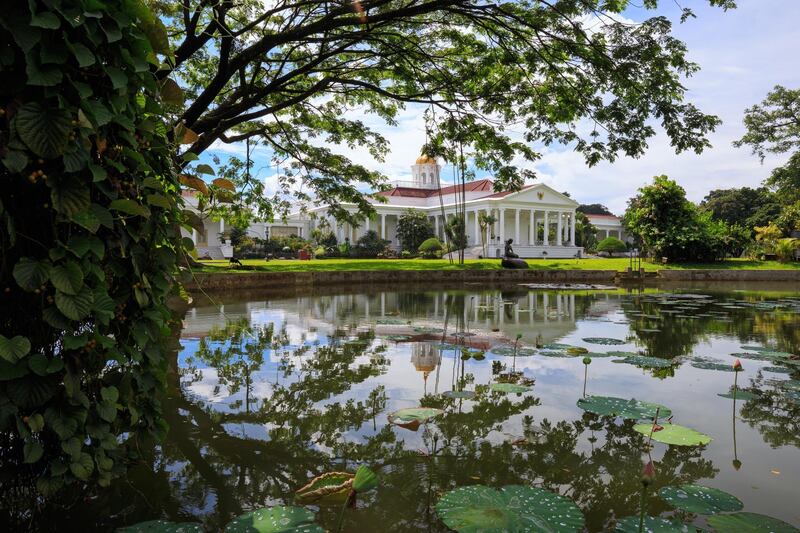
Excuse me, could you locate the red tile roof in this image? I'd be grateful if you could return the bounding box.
[376,178,498,198]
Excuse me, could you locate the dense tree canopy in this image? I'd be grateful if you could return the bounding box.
[156,0,732,221]
[700,187,782,231]
[578,204,614,216]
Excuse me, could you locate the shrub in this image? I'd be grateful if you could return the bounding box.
[775,238,799,261]
[400,250,414,259]
[314,246,327,258]
[397,209,434,251]
[419,237,444,258]
[596,237,627,253]
[354,230,390,258]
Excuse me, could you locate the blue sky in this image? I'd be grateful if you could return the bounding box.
[204,0,800,215]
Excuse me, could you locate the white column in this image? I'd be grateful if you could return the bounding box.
[530,210,535,245]
[220,218,225,233]
[543,211,549,246]
[570,213,576,246]
[365,217,370,233]
[191,228,198,244]
[514,209,520,245]
[556,211,563,246]
[473,210,480,246]
[380,214,386,239]
[434,216,439,238]
[499,208,505,243]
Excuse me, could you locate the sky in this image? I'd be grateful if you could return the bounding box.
[205,0,800,215]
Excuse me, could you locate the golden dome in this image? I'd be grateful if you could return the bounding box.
[415,154,437,165]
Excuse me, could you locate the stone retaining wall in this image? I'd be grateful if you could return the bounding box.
[658,269,800,282]
[186,269,618,292]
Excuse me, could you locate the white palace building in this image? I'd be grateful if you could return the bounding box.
[184,153,627,259]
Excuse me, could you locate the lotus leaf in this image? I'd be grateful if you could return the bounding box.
[730,352,780,362]
[707,512,799,533]
[536,350,573,358]
[353,464,379,493]
[780,380,800,391]
[691,360,735,372]
[567,347,589,355]
[632,423,711,446]
[224,506,323,532]
[384,335,411,342]
[576,396,672,420]
[606,351,640,357]
[435,485,584,533]
[388,407,444,428]
[118,521,204,532]
[490,383,532,393]
[613,516,690,533]
[658,484,742,514]
[612,356,675,368]
[443,390,477,400]
[295,472,353,504]
[582,337,626,345]
[541,343,573,350]
[376,318,405,325]
[762,366,792,374]
[717,388,759,401]
[489,346,537,357]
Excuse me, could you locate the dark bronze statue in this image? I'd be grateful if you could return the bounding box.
[504,239,519,258]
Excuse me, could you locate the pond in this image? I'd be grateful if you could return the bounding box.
[37,285,800,531]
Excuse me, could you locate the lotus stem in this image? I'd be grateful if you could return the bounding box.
[583,364,588,398]
[638,484,647,533]
[335,492,352,533]
[646,407,661,449]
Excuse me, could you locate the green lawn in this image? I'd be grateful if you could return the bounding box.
[195,257,800,273]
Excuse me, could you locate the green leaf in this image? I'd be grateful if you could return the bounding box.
[118,520,204,533]
[181,209,205,233]
[62,436,82,457]
[70,452,94,480]
[70,43,95,67]
[106,66,127,89]
[612,355,676,369]
[97,401,117,422]
[0,334,31,363]
[13,257,51,291]
[576,396,672,420]
[182,152,199,162]
[490,383,533,394]
[110,199,151,218]
[658,484,742,514]
[159,78,184,106]
[435,485,585,533]
[71,210,101,233]
[27,413,45,433]
[146,194,171,209]
[582,337,626,345]
[294,472,354,505]
[24,440,44,463]
[100,386,118,403]
[632,423,711,447]
[707,512,799,533]
[2,150,29,173]
[45,408,77,440]
[28,353,52,376]
[388,407,444,428]
[196,163,215,176]
[14,102,71,158]
[0,360,30,381]
[55,287,94,321]
[352,464,378,493]
[6,375,58,408]
[30,11,60,29]
[26,56,63,86]
[224,506,324,533]
[83,100,112,127]
[139,16,171,56]
[50,262,84,295]
[51,180,90,216]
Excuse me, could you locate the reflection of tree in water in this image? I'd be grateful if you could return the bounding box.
[739,373,800,449]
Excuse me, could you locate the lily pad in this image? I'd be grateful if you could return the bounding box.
[490,383,532,393]
[707,512,799,533]
[490,346,537,357]
[384,335,411,342]
[224,506,324,532]
[691,360,736,372]
[717,388,759,401]
[633,423,711,446]
[762,366,792,374]
[612,356,676,369]
[536,350,573,358]
[577,396,671,420]
[435,485,584,533]
[443,390,477,400]
[566,347,589,355]
[388,407,444,429]
[541,343,573,350]
[614,516,690,533]
[119,521,204,532]
[295,471,353,504]
[658,484,742,514]
[582,337,626,345]
[780,379,800,391]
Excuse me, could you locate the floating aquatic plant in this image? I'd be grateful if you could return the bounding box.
[612,355,676,369]
[576,396,672,420]
[490,383,533,394]
[387,407,444,430]
[443,390,477,400]
[613,516,689,533]
[118,520,204,532]
[224,506,324,533]
[295,472,354,505]
[582,337,626,345]
[658,484,742,514]
[435,485,584,532]
[691,360,736,372]
[490,346,537,357]
[333,465,379,533]
[707,512,799,533]
[632,423,711,446]
[566,346,589,355]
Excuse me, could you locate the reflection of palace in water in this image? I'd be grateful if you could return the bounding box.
[181,289,624,347]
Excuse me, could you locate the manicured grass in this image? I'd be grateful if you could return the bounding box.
[195,257,800,273]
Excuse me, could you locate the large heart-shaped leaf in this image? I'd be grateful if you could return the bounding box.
[50,262,84,295]
[388,407,443,428]
[577,396,672,420]
[707,512,799,533]
[110,199,151,218]
[295,472,353,504]
[13,258,51,291]
[490,383,533,394]
[0,334,31,363]
[633,423,711,446]
[224,505,324,532]
[55,286,94,321]
[14,102,71,158]
[118,520,204,532]
[435,485,584,533]
[658,484,742,514]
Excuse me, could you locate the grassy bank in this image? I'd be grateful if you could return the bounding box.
[195,257,800,273]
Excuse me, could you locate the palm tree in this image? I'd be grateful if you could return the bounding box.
[478,213,497,258]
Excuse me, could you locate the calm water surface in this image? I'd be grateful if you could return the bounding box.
[62,285,800,530]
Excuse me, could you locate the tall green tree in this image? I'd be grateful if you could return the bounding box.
[396,210,434,252]
[155,0,730,221]
[0,0,184,491]
[577,204,614,216]
[700,187,782,231]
